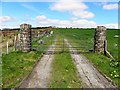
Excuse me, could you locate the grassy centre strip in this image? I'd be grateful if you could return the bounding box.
[48,35,81,88]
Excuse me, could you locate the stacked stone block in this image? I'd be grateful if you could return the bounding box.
[20,24,32,52]
[94,26,106,53]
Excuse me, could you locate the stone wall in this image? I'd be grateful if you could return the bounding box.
[20,24,32,52]
[94,26,106,54]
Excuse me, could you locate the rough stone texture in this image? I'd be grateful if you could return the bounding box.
[20,24,32,52]
[94,26,106,53]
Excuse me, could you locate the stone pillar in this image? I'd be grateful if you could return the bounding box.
[94,26,106,54]
[20,24,32,52]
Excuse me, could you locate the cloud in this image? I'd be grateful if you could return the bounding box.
[1,0,119,2]
[93,2,108,6]
[103,23,118,29]
[36,15,97,28]
[0,16,18,29]
[36,15,118,29]
[72,19,96,27]
[103,3,118,10]
[1,15,117,29]
[50,0,87,12]
[0,25,19,29]
[72,10,94,18]
[0,16,15,22]
[36,15,47,20]
[50,0,95,19]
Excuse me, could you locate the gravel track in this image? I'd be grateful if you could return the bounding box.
[19,40,56,88]
[19,38,117,88]
[65,39,116,88]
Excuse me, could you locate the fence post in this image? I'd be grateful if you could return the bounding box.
[6,41,8,54]
[104,40,107,55]
[17,34,20,50]
[94,26,106,54]
[14,36,16,51]
[20,24,32,52]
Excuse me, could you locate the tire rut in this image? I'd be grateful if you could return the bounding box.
[19,40,57,88]
[64,39,117,88]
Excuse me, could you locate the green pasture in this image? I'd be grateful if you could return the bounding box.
[2,28,119,88]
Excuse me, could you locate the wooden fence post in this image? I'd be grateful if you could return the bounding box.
[6,41,8,54]
[104,40,107,55]
[18,34,20,50]
[14,36,16,51]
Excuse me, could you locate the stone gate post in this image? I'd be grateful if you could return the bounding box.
[20,24,32,52]
[94,26,106,54]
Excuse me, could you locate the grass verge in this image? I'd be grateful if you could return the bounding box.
[84,53,120,87]
[0,64,1,88]
[2,51,41,88]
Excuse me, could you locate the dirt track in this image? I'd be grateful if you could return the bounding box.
[19,38,117,88]
[19,42,56,88]
[65,39,116,88]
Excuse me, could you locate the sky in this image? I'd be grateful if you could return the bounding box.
[0,0,119,29]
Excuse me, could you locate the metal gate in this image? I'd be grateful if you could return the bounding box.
[32,29,94,54]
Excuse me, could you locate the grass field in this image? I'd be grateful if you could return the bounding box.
[106,30,118,60]
[53,28,118,60]
[2,28,119,88]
